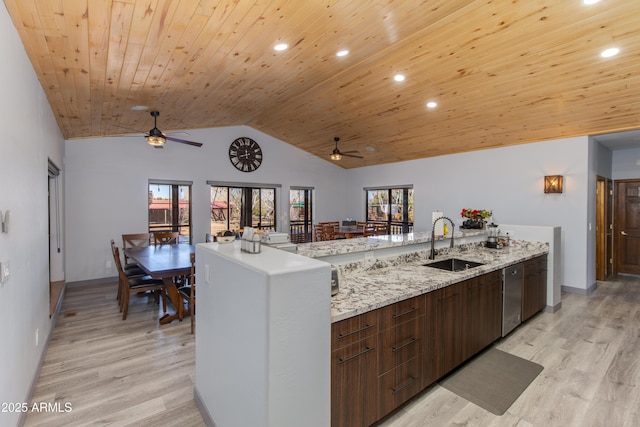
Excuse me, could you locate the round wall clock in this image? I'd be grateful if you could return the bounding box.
[229,137,263,172]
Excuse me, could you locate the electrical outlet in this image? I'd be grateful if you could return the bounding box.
[35,329,39,346]
[106,260,112,269]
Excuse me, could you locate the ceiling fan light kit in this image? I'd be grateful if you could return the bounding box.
[330,137,362,160]
[141,111,202,148]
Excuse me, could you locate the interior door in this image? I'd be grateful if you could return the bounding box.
[614,180,640,275]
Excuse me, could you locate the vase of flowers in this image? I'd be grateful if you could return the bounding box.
[460,208,492,229]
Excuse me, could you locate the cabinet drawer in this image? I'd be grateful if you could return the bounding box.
[332,310,378,350]
[378,316,424,375]
[378,294,426,330]
[378,354,423,418]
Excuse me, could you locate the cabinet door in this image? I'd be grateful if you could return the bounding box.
[426,282,465,382]
[463,271,502,359]
[331,336,378,427]
[522,256,547,321]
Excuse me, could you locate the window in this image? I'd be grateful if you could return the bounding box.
[148,180,192,243]
[209,182,278,235]
[289,187,313,243]
[365,186,413,234]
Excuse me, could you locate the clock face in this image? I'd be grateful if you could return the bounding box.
[229,137,263,172]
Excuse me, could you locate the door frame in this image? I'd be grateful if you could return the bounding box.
[596,176,613,280]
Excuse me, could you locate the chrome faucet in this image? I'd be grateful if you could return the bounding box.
[429,216,455,260]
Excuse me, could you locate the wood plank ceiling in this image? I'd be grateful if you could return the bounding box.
[4,0,640,168]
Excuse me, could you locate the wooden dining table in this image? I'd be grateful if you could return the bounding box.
[338,226,365,239]
[125,244,194,325]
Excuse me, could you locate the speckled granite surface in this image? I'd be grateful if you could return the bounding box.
[296,229,486,258]
[330,240,548,322]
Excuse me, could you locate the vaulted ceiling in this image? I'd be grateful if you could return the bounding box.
[5,0,640,168]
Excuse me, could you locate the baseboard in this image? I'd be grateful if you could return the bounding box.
[17,283,65,427]
[543,300,562,313]
[66,276,117,288]
[194,387,217,427]
[561,282,597,295]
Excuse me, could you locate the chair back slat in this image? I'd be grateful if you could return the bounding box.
[153,231,179,245]
[122,233,150,264]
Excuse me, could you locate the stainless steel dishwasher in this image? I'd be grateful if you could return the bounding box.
[502,263,523,337]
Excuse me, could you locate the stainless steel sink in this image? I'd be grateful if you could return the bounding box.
[423,258,484,272]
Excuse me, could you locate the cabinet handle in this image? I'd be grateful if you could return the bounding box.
[338,346,374,365]
[392,307,417,319]
[621,230,628,236]
[392,337,418,352]
[337,324,373,340]
[392,376,417,395]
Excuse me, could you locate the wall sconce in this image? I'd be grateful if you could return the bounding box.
[544,175,563,193]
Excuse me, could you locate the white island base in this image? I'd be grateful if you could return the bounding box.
[194,241,331,427]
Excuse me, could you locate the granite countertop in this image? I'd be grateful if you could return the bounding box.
[296,229,486,258]
[330,240,548,322]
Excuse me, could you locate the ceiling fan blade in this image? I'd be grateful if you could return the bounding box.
[165,135,203,147]
[343,153,364,159]
[113,124,146,134]
[342,150,361,154]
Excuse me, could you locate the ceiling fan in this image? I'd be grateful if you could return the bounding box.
[138,111,203,148]
[330,137,363,160]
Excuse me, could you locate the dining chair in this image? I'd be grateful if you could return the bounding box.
[374,223,388,235]
[153,231,179,245]
[110,239,145,304]
[313,223,324,241]
[322,223,346,240]
[113,246,166,320]
[363,224,377,237]
[178,252,196,334]
[122,233,150,265]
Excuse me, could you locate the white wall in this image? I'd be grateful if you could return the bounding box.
[0,3,65,426]
[344,137,591,291]
[65,127,348,282]
[612,146,640,180]
[66,132,598,292]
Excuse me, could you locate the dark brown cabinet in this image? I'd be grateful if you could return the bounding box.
[331,260,546,427]
[377,295,425,418]
[463,270,503,360]
[425,282,465,384]
[331,311,379,427]
[522,255,547,321]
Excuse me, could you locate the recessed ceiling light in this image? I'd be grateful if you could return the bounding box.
[365,146,376,152]
[394,74,406,82]
[131,105,149,111]
[426,101,438,109]
[274,43,289,51]
[336,49,349,57]
[600,47,620,58]
[583,0,600,4]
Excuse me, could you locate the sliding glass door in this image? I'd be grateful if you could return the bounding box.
[210,185,276,235]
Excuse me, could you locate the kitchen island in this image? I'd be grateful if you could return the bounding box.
[194,232,549,427]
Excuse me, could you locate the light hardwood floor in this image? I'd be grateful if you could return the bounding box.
[25,277,640,427]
